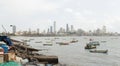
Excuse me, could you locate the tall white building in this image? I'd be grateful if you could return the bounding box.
[10,25,16,35]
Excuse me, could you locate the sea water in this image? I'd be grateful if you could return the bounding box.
[12,36,120,66]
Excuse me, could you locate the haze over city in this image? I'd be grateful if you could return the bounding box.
[0,0,120,33]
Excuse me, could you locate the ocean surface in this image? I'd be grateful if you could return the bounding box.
[11,36,120,66]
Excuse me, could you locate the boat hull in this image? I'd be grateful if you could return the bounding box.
[90,50,108,53]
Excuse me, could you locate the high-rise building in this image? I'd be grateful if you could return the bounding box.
[50,26,53,33]
[47,28,50,34]
[54,21,56,34]
[13,25,16,35]
[71,25,74,32]
[28,28,31,35]
[10,25,16,35]
[66,24,69,33]
[102,25,106,33]
[37,28,39,35]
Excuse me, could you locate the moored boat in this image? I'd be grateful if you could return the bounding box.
[43,43,53,46]
[87,41,100,46]
[85,44,96,49]
[35,41,42,43]
[70,40,78,43]
[89,49,108,53]
[59,42,69,45]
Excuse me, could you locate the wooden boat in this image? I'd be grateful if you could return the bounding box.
[35,41,42,43]
[101,41,107,43]
[54,38,59,39]
[43,43,53,46]
[59,42,69,45]
[22,39,31,42]
[70,40,78,43]
[89,50,108,53]
[85,45,96,49]
[87,41,100,46]
[29,39,34,41]
[43,41,53,46]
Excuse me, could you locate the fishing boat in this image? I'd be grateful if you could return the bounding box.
[43,43,53,46]
[101,41,107,43]
[54,37,59,39]
[29,38,34,41]
[35,41,42,43]
[22,39,31,42]
[70,40,78,43]
[85,44,96,49]
[43,41,53,46]
[87,41,100,46]
[59,42,69,45]
[89,49,108,53]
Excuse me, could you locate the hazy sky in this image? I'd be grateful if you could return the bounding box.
[0,0,120,32]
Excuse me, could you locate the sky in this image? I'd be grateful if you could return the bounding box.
[0,0,120,33]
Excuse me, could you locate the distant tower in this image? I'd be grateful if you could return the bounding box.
[50,26,53,33]
[102,25,106,33]
[28,28,31,35]
[37,28,39,35]
[13,25,16,35]
[10,25,16,35]
[47,28,50,34]
[66,24,69,32]
[71,25,74,32]
[54,21,56,34]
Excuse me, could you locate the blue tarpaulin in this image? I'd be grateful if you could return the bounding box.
[0,36,13,46]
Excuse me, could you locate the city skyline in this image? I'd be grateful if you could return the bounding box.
[8,23,119,36]
[1,22,119,36]
[0,21,119,34]
[1,0,120,32]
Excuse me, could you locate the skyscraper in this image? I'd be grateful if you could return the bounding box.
[71,25,74,32]
[28,28,31,35]
[50,26,53,34]
[10,25,16,35]
[37,28,39,35]
[66,24,69,33]
[47,28,50,34]
[54,21,56,34]
[102,25,106,33]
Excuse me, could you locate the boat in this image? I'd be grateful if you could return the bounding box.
[29,38,34,41]
[59,42,69,45]
[22,39,31,42]
[54,37,59,39]
[43,43,53,46]
[56,42,61,44]
[70,40,78,43]
[35,41,42,43]
[87,41,100,46]
[101,41,107,43]
[89,49,108,53]
[85,44,96,49]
